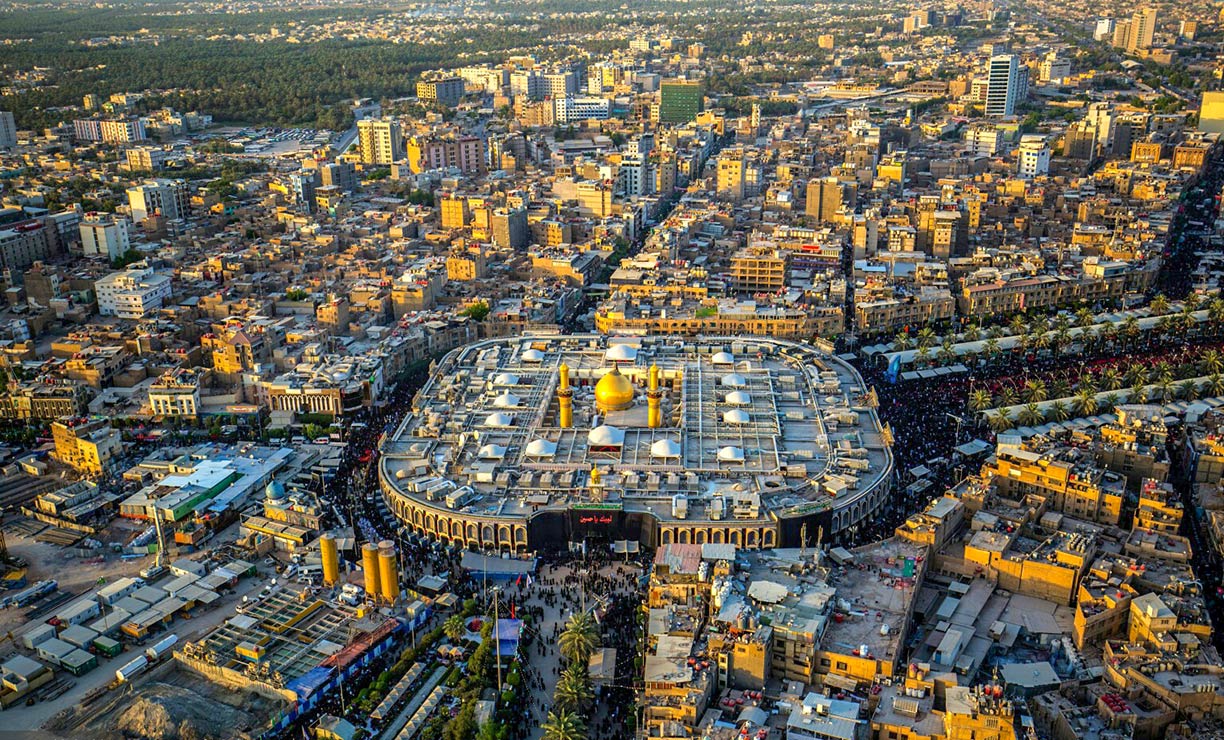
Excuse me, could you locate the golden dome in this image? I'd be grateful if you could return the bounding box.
[595,365,635,412]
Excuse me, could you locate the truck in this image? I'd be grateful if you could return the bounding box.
[115,655,148,683]
[145,634,178,661]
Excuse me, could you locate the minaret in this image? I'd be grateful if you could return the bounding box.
[558,363,573,428]
[647,363,663,428]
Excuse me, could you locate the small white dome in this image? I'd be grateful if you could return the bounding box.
[493,392,520,408]
[723,409,751,424]
[724,391,752,405]
[478,444,507,459]
[605,344,638,362]
[484,412,514,427]
[717,446,745,462]
[721,373,747,387]
[525,439,557,457]
[711,351,735,365]
[492,372,519,386]
[394,469,408,479]
[650,439,682,458]
[521,349,544,362]
[588,424,625,447]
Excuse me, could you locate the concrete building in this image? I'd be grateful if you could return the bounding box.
[126,179,190,222]
[356,119,404,166]
[79,213,131,260]
[95,267,173,319]
[986,55,1022,118]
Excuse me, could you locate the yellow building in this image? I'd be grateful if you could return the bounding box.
[51,419,122,476]
[984,447,1124,526]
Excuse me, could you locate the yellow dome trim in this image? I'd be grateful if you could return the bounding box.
[595,365,636,412]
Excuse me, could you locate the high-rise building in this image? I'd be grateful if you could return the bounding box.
[126,179,190,222]
[659,80,704,124]
[1093,18,1115,41]
[1128,8,1157,51]
[1198,92,1224,135]
[416,75,465,107]
[985,55,1022,118]
[1017,135,1051,178]
[79,213,131,260]
[0,111,16,148]
[356,119,404,165]
[804,177,845,222]
[490,208,528,249]
[1112,20,1132,50]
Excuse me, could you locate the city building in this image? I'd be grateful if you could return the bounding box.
[659,80,704,124]
[126,179,190,222]
[356,119,404,166]
[94,267,173,319]
[985,55,1022,118]
[79,213,131,260]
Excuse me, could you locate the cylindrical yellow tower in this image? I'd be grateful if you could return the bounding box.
[647,364,662,428]
[361,543,380,600]
[378,542,399,604]
[558,363,573,428]
[320,533,340,587]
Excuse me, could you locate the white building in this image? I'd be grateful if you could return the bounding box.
[126,179,189,222]
[1017,135,1051,178]
[148,368,201,417]
[985,55,1023,118]
[0,111,16,148]
[79,213,130,260]
[95,267,172,319]
[619,155,653,197]
[965,125,1004,155]
[553,96,611,124]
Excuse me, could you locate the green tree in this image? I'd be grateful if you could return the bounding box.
[968,389,993,412]
[554,662,594,712]
[445,615,466,642]
[461,301,491,322]
[541,709,586,740]
[558,612,598,666]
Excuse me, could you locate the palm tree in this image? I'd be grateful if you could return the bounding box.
[1050,378,1072,400]
[541,709,587,740]
[987,324,1006,340]
[969,389,994,412]
[1201,349,1223,375]
[1099,323,1118,348]
[1029,316,1049,336]
[937,340,956,365]
[997,385,1019,408]
[986,410,1013,433]
[1076,307,1095,327]
[1208,298,1224,333]
[1185,292,1201,311]
[963,324,981,342]
[1051,327,1071,356]
[444,615,466,642]
[1053,314,1073,333]
[1129,382,1148,403]
[916,327,937,350]
[559,612,599,665]
[1206,373,1224,397]
[1121,316,1140,346]
[1150,293,1170,315]
[916,346,932,367]
[1153,378,1175,403]
[1099,366,1123,391]
[1152,361,1174,384]
[1008,314,1028,337]
[1072,388,1098,416]
[1017,403,1044,426]
[1101,392,1121,412]
[1178,379,1199,401]
[893,331,913,351]
[1124,364,1148,388]
[1047,400,1070,422]
[554,663,594,712]
[1022,379,1048,403]
[1079,326,1097,351]
[983,337,1001,363]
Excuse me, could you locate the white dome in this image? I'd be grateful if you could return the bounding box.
[478,444,507,459]
[724,391,752,405]
[493,392,520,408]
[492,372,519,386]
[717,446,745,462]
[394,469,408,479]
[521,349,544,362]
[605,344,638,362]
[588,424,625,447]
[721,373,747,387]
[723,409,751,424]
[484,412,514,427]
[650,439,682,458]
[711,351,735,365]
[525,439,557,457]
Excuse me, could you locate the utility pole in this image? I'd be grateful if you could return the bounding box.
[493,586,503,699]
